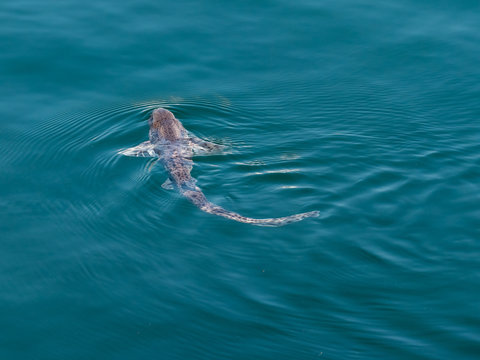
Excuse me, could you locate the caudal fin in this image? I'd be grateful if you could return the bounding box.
[182,189,319,227]
[204,206,320,226]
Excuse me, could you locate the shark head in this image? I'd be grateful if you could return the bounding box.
[149,108,185,142]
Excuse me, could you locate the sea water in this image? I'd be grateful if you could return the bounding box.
[1,0,479,358]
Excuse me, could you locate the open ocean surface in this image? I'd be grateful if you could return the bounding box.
[1,1,479,359]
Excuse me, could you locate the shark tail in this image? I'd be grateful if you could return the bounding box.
[182,189,319,227]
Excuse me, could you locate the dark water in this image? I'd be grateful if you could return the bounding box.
[1,0,479,359]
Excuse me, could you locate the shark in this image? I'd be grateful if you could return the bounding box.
[119,108,319,226]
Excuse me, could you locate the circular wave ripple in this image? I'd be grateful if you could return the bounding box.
[10,97,313,242]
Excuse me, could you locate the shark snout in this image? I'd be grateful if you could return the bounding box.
[150,108,176,128]
[148,107,184,141]
[152,108,172,117]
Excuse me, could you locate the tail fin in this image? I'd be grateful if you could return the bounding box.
[182,189,319,227]
[204,206,320,226]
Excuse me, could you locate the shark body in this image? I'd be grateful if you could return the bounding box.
[120,108,319,226]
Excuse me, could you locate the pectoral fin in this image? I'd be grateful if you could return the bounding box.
[188,134,225,155]
[118,141,157,157]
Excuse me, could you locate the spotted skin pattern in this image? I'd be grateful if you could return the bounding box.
[120,108,319,226]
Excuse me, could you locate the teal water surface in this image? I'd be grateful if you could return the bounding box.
[1,0,479,359]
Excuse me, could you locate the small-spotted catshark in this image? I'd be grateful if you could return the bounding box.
[119,108,319,226]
